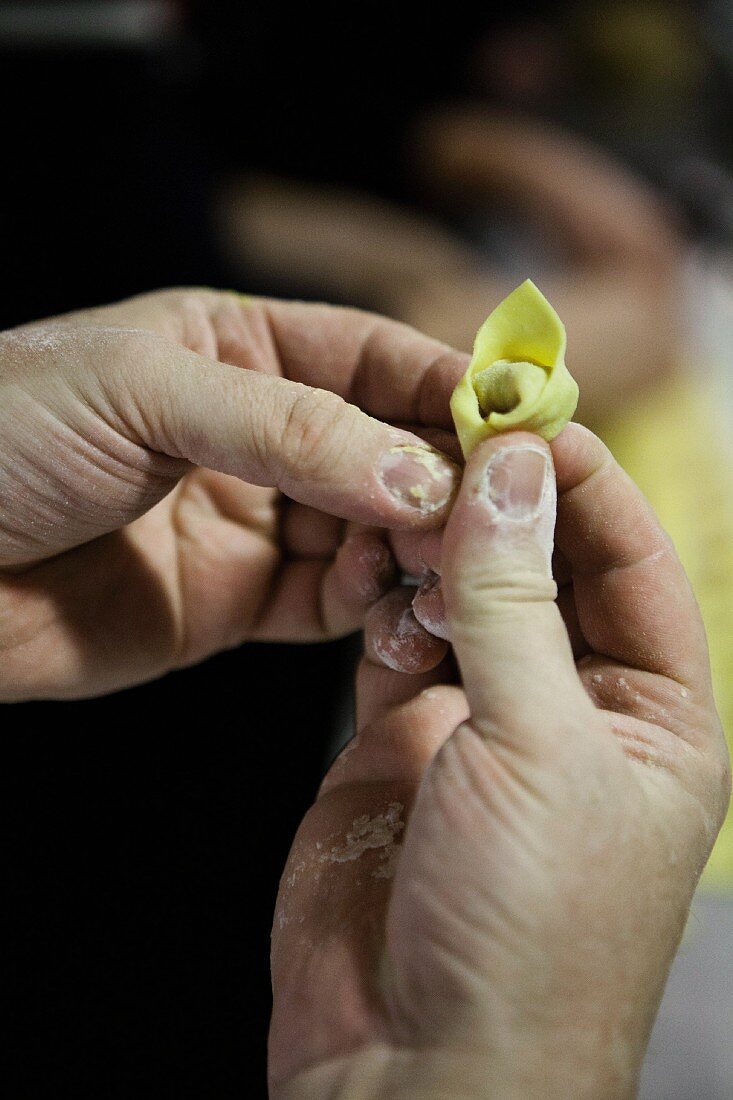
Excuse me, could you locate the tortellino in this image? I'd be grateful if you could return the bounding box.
[450,280,579,458]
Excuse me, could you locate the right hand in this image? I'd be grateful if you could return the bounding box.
[271,425,730,1098]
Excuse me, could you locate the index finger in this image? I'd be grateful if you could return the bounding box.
[552,424,711,691]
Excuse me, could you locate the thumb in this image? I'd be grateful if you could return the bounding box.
[441,432,591,750]
[114,338,460,529]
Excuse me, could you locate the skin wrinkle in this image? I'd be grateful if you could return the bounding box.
[46,425,181,515]
[271,1046,517,1100]
[4,429,123,551]
[452,576,558,605]
[78,331,180,453]
[591,660,703,713]
[390,868,491,968]
[58,433,181,495]
[391,880,539,1029]
[580,660,712,751]
[276,386,340,488]
[446,725,567,838]
[567,535,673,581]
[272,421,729,1097]
[610,718,721,824]
[0,395,183,567]
[1,294,727,1095]
[0,288,466,688]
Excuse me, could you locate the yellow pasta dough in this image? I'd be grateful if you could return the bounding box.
[450,280,579,458]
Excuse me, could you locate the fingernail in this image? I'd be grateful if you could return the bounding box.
[379,445,459,514]
[483,445,550,520]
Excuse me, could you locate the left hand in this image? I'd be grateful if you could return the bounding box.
[0,289,464,699]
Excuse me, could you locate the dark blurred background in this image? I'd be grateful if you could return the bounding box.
[1,2,731,1097]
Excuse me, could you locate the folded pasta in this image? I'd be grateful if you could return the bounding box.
[450,280,579,458]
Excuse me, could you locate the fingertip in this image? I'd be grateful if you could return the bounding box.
[549,422,610,493]
[319,533,396,637]
[438,431,587,746]
[335,532,396,605]
[387,529,433,580]
[364,587,449,674]
[443,431,557,592]
[376,442,461,529]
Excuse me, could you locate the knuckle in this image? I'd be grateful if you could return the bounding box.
[49,326,166,406]
[425,725,498,830]
[279,387,350,480]
[459,566,558,606]
[96,328,167,398]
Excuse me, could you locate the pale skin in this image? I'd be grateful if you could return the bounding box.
[0,288,463,699]
[271,428,730,1099]
[0,292,728,1097]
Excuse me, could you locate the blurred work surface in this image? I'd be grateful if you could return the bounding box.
[640,892,733,1100]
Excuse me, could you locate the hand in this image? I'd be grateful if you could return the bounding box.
[269,426,730,1099]
[0,289,463,699]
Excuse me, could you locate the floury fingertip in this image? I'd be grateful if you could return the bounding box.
[465,440,557,577]
[378,445,460,515]
[482,444,551,521]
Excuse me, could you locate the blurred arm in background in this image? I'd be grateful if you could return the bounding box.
[219,107,685,427]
